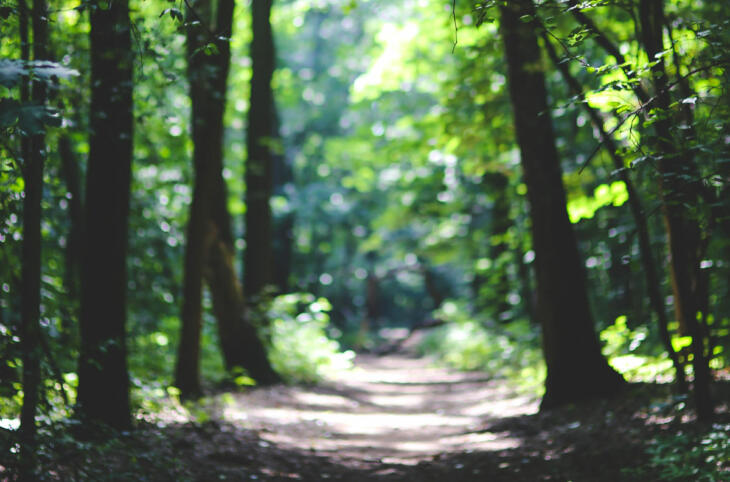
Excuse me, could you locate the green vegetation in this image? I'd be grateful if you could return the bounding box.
[2,0,730,479]
[626,424,730,481]
[267,293,355,383]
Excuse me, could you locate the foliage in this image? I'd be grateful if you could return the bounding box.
[418,300,544,396]
[267,293,354,384]
[625,424,730,481]
[600,315,675,381]
[0,0,729,473]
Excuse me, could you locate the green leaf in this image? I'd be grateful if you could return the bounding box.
[671,335,692,352]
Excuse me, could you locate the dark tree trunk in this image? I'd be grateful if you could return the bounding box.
[175,0,223,399]
[541,31,688,392]
[499,0,625,410]
[19,0,47,475]
[422,265,444,310]
[76,0,133,430]
[245,0,277,301]
[206,235,280,384]
[176,0,280,392]
[58,136,83,345]
[638,0,713,420]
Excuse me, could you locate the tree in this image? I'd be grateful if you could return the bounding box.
[175,0,280,396]
[76,0,134,429]
[637,0,713,421]
[499,0,625,409]
[19,0,48,475]
[539,28,687,393]
[244,0,278,301]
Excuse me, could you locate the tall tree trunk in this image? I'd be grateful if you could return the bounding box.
[77,0,133,430]
[499,0,625,410]
[19,0,47,475]
[175,0,221,399]
[541,31,688,392]
[58,136,83,345]
[638,0,713,420]
[245,0,277,301]
[176,0,280,393]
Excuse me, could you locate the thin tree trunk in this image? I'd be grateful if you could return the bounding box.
[19,0,46,475]
[638,0,713,420]
[244,0,277,301]
[500,0,625,410]
[77,0,133,430]
[58,136,83,345]
[175,0,220,399]
[205,234,280,384]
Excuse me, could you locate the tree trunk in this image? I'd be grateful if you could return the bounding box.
[19,0,47,475]
[176,0,280,391]
[76,0,133,430]
[541,31,688,392]
[638,0,713,420]
[205,234,280,384]
[500,0,625,410]
[58,136,83,345]
[175,0,222,399]
[245,0,277,301]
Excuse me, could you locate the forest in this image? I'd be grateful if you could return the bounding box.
[1,0,729,479]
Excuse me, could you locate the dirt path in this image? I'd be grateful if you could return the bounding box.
[36,353,727,480]
[218,354,537,473]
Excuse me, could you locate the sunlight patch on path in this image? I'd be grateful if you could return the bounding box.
[221,354,537,466]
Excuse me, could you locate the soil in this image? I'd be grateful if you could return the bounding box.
[2,351,728,481]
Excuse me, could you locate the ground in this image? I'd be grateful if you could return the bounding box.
[1,351,728,480]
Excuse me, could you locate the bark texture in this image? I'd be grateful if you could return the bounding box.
[245,0,277,300]
[77,0,133,429]
[638,0,713,420]
[541,31,687,392]
[19,0,47,475]
[176,0,280,395]
[499,0,625,409]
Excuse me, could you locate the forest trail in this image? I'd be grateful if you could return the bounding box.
[147,353,699,481]
[212,353,538,475]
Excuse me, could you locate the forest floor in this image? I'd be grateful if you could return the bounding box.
[3,348,729,481]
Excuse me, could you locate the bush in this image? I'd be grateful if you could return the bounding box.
[266,293,354,384]
[418,300,544,396]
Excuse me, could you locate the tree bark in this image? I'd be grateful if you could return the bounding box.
[205,234,280,384]
[19,0,47,475]
[175,0,222,399]
[58,136,83,345]
[245,0,277,301]
[76,0,133,430]
[499,0,625,410]
[176,0,280,393]
[638,0,713,420]
[541,31,688,392]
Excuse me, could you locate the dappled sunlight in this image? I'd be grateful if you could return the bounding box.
[217,354,536,466]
